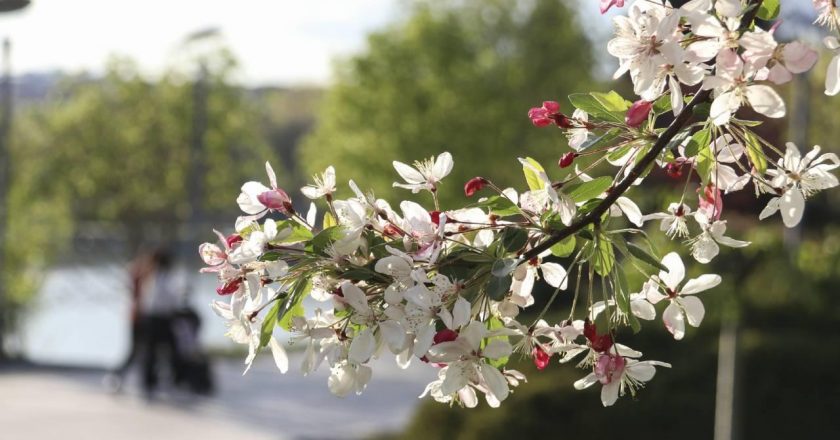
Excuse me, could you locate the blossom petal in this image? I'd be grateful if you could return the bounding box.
[663,301,686,340]
[573,372,598,390]
[826,54,840,96]
[600,379,621,407]
[746,85,786,118]
[348,328,377,364]
[780,188,805,228]
[433,152,454,181]
[681,274,722,295]
[392,160,425,184]
[680,296,706,327]
[269,337,289,373]
[540,262,568,289]
[659,252,685,289]
[480,363,510,403]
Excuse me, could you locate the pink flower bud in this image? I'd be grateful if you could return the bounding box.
[532,345,551,370]
[464,177,489,197]
[225,233,243,248]
[216,278,242,296]
[528,100,562,127]
[429,210,442,226]
[625,99,653,128]
[541,101,560,114]
[257,188,292,213]
[558,152,576,168]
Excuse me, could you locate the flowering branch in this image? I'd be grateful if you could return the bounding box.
[199,0,840,410]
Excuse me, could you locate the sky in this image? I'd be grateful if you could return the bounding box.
[0,0,822,87]
[0,0,402,86]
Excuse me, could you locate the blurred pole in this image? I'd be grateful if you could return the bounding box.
[714,318,739,440]
[0,38,12,360]
[187,62,207,234]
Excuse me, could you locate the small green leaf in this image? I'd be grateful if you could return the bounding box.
[615,268,631,317]
[310,226,344,255]
[323,211,337,229]
[744,130,767,174]
[626,242,668,272]
[486,274,512,301]
[566,176,612,203]
[486,316,510,368]
[757,0,780,20]
[475,195,520,216]
[491,258,518,277]
[550,235,576,258]
[500,226,529,252]
[684,127,711,159]
[569,91,630,123]
[592,236,615,277]
[578,128,621,151]
[653,94,672,116]
[259,301,281,348]
[521,157,546,192]
[278,300,305,331]
[275,220,314,244]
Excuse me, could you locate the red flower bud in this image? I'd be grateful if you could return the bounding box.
[433,329,459,344]
[464,177,489,197]
[558,152,576,168]
[583,319,614,353]
[216,278,242,296]
[528,100,562,127]
[665,161,683,179]
[225,233,243,248]
[532,345,551,370]
[625,99,653,128]
[429,210,442,226]
[257,188,292,213]
[541,101,560,114]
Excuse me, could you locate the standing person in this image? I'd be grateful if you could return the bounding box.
[105,251,154,393]
[137,247,184,398]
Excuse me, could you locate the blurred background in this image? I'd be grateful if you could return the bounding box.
[0,0,838,439]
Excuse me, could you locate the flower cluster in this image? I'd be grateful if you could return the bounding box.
[200,0,839,408]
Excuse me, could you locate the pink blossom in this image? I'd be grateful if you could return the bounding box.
[599,0,625,14]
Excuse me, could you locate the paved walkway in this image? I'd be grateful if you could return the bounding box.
[0,355,437,440]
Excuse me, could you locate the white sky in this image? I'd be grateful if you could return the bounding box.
[0,0,402,86]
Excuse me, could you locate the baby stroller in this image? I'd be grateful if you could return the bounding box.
[171,307,215,395]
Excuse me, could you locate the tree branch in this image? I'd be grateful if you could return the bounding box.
[522,0,764,261]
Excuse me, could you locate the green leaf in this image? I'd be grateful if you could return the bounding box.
[323,211,337,229]
[568,91,629,123]
[486,274,512,301]
[592,236,615,277]
[521,157,546,192]
[757,0,780,20]
[566,176,612,203]
[310,226,345,255]
[278,300,305,331]
[278,279,312,331]
[578,128,621,151]
[275,220,314,244]
[491,258,518,277]
[259,300,281,348]
[550,235,576,258]
[475,195,520,217]
[615,267,631,317]
[500,226,529,252]
[744,130,767,174]
[626,242,668,272]
[684,127,711,159]
[653,94,672,116]
[486,316,510,368]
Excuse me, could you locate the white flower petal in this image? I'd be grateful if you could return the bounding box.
[746,85,786,119]
[268,337,289,373]
[663,301,686,340]
[680,296,706,327]
[681,274,722,295]
[540,262,568,289]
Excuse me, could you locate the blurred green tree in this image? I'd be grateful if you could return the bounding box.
[4,50,275,308]
[299,0,596,207]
